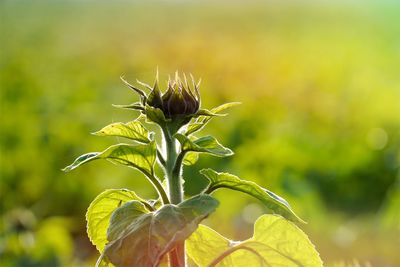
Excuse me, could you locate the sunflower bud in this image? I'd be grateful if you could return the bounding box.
[119,72,202,130]
[146,72,200,121]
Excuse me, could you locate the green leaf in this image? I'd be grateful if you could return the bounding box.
[62,142,157,176]
[103,195,219,267]
[112,102,144,111]
[92,121,151,143]
[145,105,168,125]
[185,102,240,136]
[194,109,226,117]
[86,189,151,253]
[187,215,323,267]
[175,134,233,157]
[210,102,242,114]
[106,201,149,241]
[201,169,305,223]
[183,152,199,166]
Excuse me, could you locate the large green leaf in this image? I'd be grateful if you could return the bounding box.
[62,142,157,176]
[102,195,219,267]
[92,121,150,143]
[86,189,151,253]
[201,169,304,223]
[175,134,233,157]
[187,215,323,267]
[106,201,149,241]
[185,102,240,136]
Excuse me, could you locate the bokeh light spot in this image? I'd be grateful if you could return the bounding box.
[366,127,388,150]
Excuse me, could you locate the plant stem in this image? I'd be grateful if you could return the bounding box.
[144,172,170,205]
[163,125,183,205]
[162,124,186,267]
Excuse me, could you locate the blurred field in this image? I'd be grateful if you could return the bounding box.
[1,0,399,266]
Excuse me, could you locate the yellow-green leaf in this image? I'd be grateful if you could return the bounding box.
[86,189,150,253]
[103,195,219,267]
[92,121,150,143]
[183,152,199,166]
[194,109,226,117]
[145,105,168,125]
[210,102,241,114]
[186,102,240,136]
[201,168,304,223]
[112,102,144,111]
[62,142,157,176]
[187,215,323,267]
[175,134,233,157]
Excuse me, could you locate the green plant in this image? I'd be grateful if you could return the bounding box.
[63,72,322,267]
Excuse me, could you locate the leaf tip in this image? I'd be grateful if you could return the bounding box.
[199,168,214,177]
[61,165,72,172]
[226,149,234,156]
[298,217,308,224]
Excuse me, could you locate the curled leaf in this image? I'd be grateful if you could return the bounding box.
[175,134,233,157]
[201,168,305,223]
[185,102,241,136]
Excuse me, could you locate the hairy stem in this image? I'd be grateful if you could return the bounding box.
[161,124,186,267]
[163,125,183,205]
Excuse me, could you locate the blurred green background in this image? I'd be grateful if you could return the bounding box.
[1,0,399,266]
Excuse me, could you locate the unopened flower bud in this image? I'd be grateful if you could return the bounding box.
[147,72,200,120]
